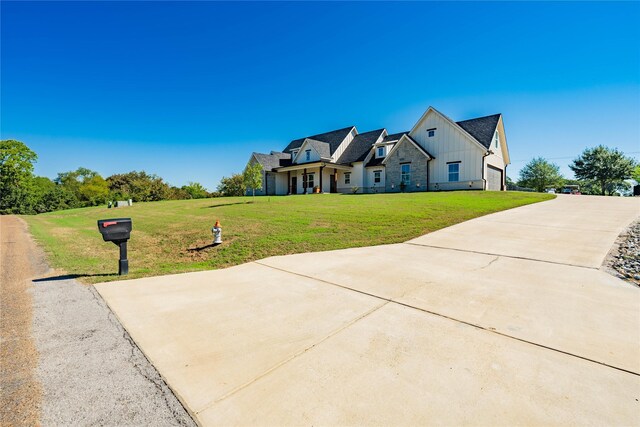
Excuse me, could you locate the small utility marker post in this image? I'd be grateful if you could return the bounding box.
[97,218,132,276]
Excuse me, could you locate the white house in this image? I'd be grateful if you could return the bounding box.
[245,107,510,195]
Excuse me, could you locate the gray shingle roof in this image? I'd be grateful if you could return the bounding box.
[337,129,386,164]
[365,157,385,167]
[251,151,291,171]
[283,126,355,155]
[456,114,501,149]
[382,131,408,143]
[304,139,331,160]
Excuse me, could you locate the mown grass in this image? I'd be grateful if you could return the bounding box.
[24,191,554,283]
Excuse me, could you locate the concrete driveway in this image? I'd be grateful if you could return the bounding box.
[95,195,640,426]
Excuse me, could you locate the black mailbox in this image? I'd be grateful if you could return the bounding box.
[98,218,132,242]
[97,218,132,275]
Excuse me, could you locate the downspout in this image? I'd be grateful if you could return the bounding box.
[481,150,493,190]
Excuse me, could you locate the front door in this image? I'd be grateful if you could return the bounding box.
[291,177,297,194]
[330,175,337,193]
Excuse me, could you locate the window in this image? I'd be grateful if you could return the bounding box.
[377,147,385,157]
[448,163,460,182]
[291,149,299,159]
[305,149,311,161]
[401,164,411,184]
[344,173,351,184]
[307,173,315,188]
[374,170,382,183]
[494,131,500,149]
[427,128,436,138]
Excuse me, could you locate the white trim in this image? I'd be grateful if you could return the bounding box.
[381,134,432,165]
[496,115,511,165]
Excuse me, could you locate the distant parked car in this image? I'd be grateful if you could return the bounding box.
[545,188,556,194]
[561,185,581,195]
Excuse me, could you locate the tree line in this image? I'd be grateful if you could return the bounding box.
[513,145,638,195]
[1,140,218,215]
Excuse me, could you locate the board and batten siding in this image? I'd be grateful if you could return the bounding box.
[275,173,288,195]
[410,110,485,190]
[330,128,356,162]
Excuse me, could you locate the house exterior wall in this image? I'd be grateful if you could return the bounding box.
[384,141,428,193]
[337,163,362,194]
[410,110,486,191]
[275,173,288,195]
[483,119,507,190]
[365,167,386,193]
[294,141,322,164]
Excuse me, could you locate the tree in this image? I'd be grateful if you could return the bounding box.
[56,167,109,206]
[632,164,640,183]
[518,157,564,192]
[181,182,209,199]
[570,146,636,196]
[106,171,171,202]
[0,140,38,214]
[243,162,263,200]
[217,173,246,197]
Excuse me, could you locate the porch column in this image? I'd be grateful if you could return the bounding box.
[303,168,307,194]
[287,171,291,195]
[334,168,338,193]
[319,165,324,193]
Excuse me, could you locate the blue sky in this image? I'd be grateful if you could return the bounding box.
[2,1,639,190]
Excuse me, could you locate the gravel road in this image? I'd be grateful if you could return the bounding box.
[1,216,195,426]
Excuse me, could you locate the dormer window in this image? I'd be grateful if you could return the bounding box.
[377,147,385,157]
[305,149,311,161]
[427,128,436,138]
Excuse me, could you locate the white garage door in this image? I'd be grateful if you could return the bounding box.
[487,166,503,191]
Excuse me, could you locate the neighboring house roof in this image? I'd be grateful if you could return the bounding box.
[455,114,501,150]
[382,131,408,143]
[337,129,386,164]
[283,126,355,155]
[251,151,291,171]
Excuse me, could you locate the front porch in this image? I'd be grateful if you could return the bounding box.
[276,162,352,195]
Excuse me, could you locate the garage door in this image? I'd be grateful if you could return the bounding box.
[487,166,503,191]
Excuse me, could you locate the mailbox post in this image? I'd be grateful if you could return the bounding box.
[97,218,132,275]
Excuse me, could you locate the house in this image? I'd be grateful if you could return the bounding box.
[245,106,510,195]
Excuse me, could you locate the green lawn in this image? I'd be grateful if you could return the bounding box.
[24,191,554,283]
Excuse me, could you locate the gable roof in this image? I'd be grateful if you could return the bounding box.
[456,114,501,149]
[251,151,291,171]
[337,129,386,164]
[382,131,408,143]
[304,139,331,159]
[381,134,434,165]
[283,126,355,156]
